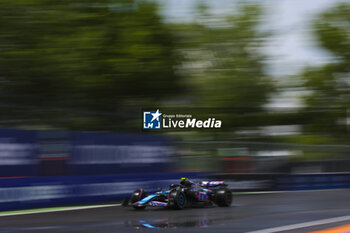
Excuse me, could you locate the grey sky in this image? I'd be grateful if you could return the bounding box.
[158,0,344,77]
[157,0,347,107]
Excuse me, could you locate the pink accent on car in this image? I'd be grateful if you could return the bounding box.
[139,189,143,200]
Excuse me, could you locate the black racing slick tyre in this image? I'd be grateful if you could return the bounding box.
[131,189,147,210]
[168,189,186,209]
[216,188,232,207]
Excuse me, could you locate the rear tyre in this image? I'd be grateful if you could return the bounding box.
[121,197,129,207]
[131,189,147,210]
[216,188,232,207]
[168,189,186,209]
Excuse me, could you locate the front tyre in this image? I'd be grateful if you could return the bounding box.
[168,189,186,209]
[216,188,232,207]
[131,189,147,210]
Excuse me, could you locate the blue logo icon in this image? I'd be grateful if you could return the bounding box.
[143,109,162,129]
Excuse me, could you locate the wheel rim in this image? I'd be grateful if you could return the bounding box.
[178,194,185,206]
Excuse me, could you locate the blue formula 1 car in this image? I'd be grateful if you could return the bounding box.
[122,178,232,210]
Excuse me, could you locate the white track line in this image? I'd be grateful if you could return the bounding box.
[246,215,350,233]
[0,204,121,217]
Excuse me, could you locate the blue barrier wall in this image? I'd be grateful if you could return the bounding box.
[70,131,171,175]
[276,173,350,190]
[0,129,38,177]
[0,128,172,177]
[0,128,178,211]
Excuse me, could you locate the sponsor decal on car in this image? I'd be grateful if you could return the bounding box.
[149,201,168,207]
[201,181,224,186]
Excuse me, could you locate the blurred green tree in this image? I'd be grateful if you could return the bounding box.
[301,3,350,137]
[0,0,182,131]
[171,3,274,134]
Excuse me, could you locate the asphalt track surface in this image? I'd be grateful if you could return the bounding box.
[1,189,350,233]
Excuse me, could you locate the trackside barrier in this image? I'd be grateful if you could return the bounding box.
[0,172,206,211]
[209,174,276,191]
[276,173,350,190]
[0,128,173,177]
[209,173,350,191]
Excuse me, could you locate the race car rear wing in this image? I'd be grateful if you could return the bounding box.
[199,181,227,187]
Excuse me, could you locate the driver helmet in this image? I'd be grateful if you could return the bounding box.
[180,177,192,187]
